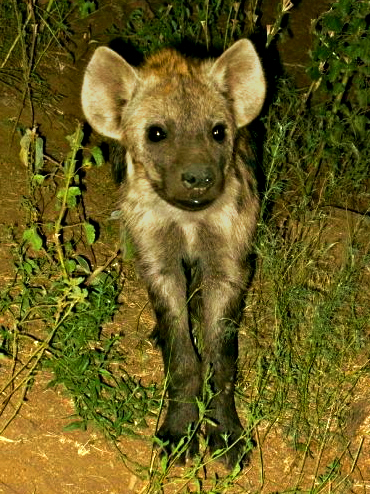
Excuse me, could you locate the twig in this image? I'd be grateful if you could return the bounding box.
[85,249,120,286]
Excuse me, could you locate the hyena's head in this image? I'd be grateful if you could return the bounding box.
[81,40,265,211]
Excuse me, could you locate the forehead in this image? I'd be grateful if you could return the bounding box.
[130,51,232,128]
[130,76,232,132]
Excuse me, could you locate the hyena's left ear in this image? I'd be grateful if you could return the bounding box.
[81,47,139,139]
[210,39,266,128]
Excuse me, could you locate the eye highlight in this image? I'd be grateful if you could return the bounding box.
[212,124,226,142]
[147,125,167,143]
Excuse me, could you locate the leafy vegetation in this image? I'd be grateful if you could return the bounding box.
[117,0,246,53]
[0,0,369,492]
[0,125,158,451]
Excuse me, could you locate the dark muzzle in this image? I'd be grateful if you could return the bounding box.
[181,166,215,190]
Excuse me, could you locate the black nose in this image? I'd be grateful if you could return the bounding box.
[181,166,215,190]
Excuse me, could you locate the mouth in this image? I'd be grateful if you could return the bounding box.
[170,197,215,211]
[152,182,221,211]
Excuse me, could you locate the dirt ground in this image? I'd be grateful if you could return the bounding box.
[0,1,369,493]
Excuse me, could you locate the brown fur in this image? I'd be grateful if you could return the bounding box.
[81,40,266,468]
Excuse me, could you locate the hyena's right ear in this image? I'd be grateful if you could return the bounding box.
[81,47,139,139]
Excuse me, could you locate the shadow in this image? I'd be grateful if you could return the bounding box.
[108,38,144,66]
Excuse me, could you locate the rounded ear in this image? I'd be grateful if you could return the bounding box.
[210,39,266,128]
[81,47,139,139]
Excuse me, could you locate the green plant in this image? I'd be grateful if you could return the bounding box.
[265,0,294,48]
[235,2,370,490]
[117,0,248,54]
[305,0,370,201]
[0,126,159,458]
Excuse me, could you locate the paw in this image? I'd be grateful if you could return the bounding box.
[207,426,250,470]
[155,425,199,464]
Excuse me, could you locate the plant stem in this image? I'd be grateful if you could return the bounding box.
[53,125,84,280]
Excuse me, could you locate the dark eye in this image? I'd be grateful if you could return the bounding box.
[147,125,167,142]
[212,124,226,142]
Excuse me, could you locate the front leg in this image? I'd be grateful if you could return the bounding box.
[201,261,249,469]
[141,259,201,461]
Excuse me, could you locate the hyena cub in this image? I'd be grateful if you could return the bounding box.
[81,39,265,468]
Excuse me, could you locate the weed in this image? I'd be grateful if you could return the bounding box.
[0,0,95,126]
[0,126,159,464]
[116,0,249,54]
[305,0,369,202]
[238,1,370,491]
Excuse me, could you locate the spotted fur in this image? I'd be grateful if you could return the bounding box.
[82,40,265,468]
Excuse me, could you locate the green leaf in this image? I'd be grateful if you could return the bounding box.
[160,453,168,472]
[68,276,85,287]
[35,136,44,171]
[315,45,331,62]
[75,255,91,274]
[355,89,368,109]
[322,14,343,33]
[337,0,351,16]
[327,58,344,83]
[353,115,367,135]
[195,397,206,415]
[63,421,87,432]
[32,173,45,185]
[307,65,321,82]
[79,1,96,18]
[58,187,81,209]
[65,259,77,274]
[23,259,38,274]
[89,272,108,286]
[19,130,31,167]
[90,146,104,167]
[332,81,346,96]
[231,461,242,477]
[23,261,33,275]
[99,368,113,378]
[83,222,95,245]
[23,226,43,251]
[66,187,81,208]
